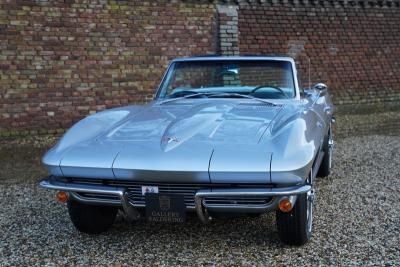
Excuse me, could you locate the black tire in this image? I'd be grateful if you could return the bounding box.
[67,199,117,234]
[276,194,311,246]
[317,126,332,177]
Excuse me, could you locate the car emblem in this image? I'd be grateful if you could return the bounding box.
[162,136,180,144]
[159,195,171,211]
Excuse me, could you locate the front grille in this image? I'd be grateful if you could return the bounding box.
[77,192,120,201]
[66,178,274,208]
[122,183,207,208]
[203,196,273,207]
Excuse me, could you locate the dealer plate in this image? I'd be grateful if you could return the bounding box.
[141,185,158,195]
[145,193,186,223]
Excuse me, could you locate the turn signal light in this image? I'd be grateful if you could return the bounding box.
[56,191,68,203]
[279,198,293,212]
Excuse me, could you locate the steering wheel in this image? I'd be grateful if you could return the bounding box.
[250,85,289,98]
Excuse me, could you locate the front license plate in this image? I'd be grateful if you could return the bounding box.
[145,193,186,223]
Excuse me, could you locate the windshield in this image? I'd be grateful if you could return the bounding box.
[158,60,296,99]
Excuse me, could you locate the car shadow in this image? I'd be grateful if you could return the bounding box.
[103,211,282,248]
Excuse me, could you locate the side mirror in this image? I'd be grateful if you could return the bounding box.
[313,83,327,96]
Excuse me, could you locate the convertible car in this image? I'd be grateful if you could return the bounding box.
[40,56,334,245]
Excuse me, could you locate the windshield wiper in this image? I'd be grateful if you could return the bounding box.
[158,92,212,105]
[207,93,279,106]
[159,92,279,106]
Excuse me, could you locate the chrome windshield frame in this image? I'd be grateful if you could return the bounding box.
[154,56,300,101]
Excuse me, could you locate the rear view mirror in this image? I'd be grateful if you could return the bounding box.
[313,83,327,96]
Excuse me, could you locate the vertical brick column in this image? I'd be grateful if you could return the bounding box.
[217,4,239,56]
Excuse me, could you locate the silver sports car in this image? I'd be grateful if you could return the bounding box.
[40,56,334,245]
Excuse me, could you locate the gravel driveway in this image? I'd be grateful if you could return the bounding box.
[0,121,399,266]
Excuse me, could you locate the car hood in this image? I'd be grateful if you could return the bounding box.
[103,99,282,148]
[49,99,285,183]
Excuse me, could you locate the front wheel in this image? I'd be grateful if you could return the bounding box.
[67,199,118,234]
[276,189,315,245]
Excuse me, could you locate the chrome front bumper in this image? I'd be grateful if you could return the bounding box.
[39,178,311,223]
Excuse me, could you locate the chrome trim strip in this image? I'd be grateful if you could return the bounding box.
[70,192,121,206]
[194,185,311,223]
[201,198,280,213]
[39,179,124,196]
[39,179,142,220]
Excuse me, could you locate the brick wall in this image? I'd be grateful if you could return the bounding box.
[0,0,217,135]
[1,0,400,135]
[238,0,400,105]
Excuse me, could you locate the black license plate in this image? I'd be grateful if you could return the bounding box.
[145,193,186,223]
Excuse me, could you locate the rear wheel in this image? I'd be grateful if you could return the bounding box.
[276,175,315,246]
[67,199,117,234]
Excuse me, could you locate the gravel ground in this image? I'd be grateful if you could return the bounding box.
[0,119,399,266]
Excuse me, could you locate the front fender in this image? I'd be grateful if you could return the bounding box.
[268,112,321,186]
[42,106,142,176]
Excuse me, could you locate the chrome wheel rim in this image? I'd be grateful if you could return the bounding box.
[328,124,334,170]
[306,172,315,235]
[307,189,314,234]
